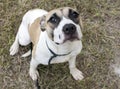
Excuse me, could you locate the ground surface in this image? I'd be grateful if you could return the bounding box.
[0,0,120,89]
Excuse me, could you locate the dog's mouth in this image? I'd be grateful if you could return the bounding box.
[53,32,80,45]
[54,36,79,45]
[63,34,80,43]
[55,42,60,45]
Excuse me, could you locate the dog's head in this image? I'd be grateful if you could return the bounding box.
[40,7,83,44]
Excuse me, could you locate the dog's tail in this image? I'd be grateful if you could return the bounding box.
[21,50,31,58]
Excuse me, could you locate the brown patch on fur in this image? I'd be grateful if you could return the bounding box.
[45,23,53,40]
[28,17,41,57]
[32,45,37,58]
[62,7,70,18]
[44,10,62,40]
[28,17,41,45]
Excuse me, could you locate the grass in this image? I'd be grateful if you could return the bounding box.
[0,0,120,89]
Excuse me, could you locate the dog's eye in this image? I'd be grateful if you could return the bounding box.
[69,9,79,24]
[71,11,79,18]
[49,16,57,23]
[48,13,61,27]
[69,9,79,19]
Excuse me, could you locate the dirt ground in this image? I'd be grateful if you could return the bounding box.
[0,0,120,89]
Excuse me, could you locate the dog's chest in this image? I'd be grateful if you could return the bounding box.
[36,52,72,65]
[35,43,72,65]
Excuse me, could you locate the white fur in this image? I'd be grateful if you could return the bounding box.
[10,9,83,82]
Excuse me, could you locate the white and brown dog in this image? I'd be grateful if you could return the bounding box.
[10,7,84,88]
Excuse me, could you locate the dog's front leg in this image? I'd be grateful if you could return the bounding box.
[68,56,84,81]
[29,58,40,89]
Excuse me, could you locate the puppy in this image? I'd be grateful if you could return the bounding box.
[10,7,84,88]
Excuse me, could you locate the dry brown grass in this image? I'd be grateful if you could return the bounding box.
[0,0,120,89]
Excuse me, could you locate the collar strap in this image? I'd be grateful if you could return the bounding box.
[46,41,71,66]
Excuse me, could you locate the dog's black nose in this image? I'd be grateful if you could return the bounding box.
[63,24,76,35]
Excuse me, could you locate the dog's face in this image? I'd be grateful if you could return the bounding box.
[40,7,83,44]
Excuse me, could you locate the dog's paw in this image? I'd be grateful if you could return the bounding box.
[9,42,19,55]
[29,69,39,81]
[70,68,84,80]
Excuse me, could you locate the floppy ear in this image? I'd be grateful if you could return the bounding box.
[79,16,83,30]
[40,15,46,31]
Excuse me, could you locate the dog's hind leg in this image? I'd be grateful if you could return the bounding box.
[10,17,31,55]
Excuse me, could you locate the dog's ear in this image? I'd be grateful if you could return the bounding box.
[79,16,83,30]
[40,15,46,31]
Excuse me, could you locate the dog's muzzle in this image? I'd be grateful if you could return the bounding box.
[63,24,79,42]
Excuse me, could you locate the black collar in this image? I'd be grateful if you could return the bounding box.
[46,41,71,66]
